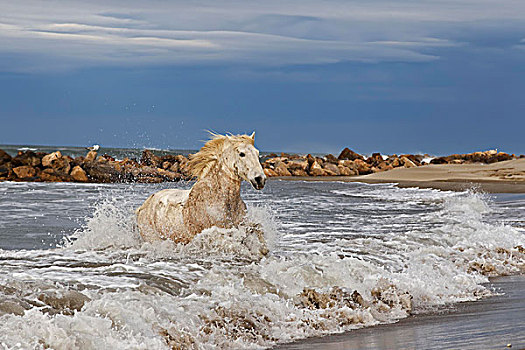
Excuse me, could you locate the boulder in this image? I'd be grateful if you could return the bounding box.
[377,162,394,172]
[42,151,62,167]
[338,165,357,176]
[83,162,126,183]
[84,150,97,162]
[354,159,372,175]
[140,150,161,167]
[13,166,37,179]
[430,157,448,165]
[290,168,309,176]
[70,166,88,182]
[400,156,417,168]
[338,148,364,161]
[274,162,292,176]
[169,162,180,173]
[156,168,181,182]
[12,151,42,167]
[39,169,66,182]
[324,154,339,164]
[367,153,384,166]
[309,161,327,176]
[0,165,11,179]
[288,159,308,172]
[400,154,421,166]
[264,168,278,177]
[323,162,341,175]
[0,149,12,165]
[50,157,71,175]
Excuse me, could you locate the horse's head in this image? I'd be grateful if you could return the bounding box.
[188,132,267,190]
[224,132,266,190]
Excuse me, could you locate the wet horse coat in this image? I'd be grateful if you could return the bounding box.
[136,133,266,243]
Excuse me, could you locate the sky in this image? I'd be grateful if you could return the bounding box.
[0,0,524,155]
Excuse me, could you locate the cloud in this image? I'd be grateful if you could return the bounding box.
[0,0,524,72]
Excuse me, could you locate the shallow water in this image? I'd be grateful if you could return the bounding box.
[0,180,524,349]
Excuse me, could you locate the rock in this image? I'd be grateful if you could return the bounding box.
[496,152,513,162]
[13,166,36,179]
[70,166,88,182]
[0,165,11,179]
[288,159,309,172]
[38,290,91,315]
[85,150,97,162]
[0,301,27,316]
[0,149,12,165]
[338,165,357,176]
[12,151,42,167]
[83,162,126,183]
[367,153,384,166]
[99,154,115,162]
[400,156,417,168]
[274,162,292,176]
[325,154,339,164]
[49,157,71,175]
[140,150,161,167]
[264,168,278,177]
[42,151,62,167]
[169,162,180,173]
[156,168,181,182]
[354,159,372,175]
[338,148,364,161]
[39,169,66,182]
[323,162,341,175]
[305,154,316,165]
[290,168,309,176]
[309,161,327,176]
[377,162,393,172]
[430,157,448,165]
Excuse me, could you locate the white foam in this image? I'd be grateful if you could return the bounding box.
[0,185,524,349]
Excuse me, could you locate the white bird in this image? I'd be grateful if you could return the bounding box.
[86,145,100,151]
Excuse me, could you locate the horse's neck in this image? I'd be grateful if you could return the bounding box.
[190,163,242,205]
[184,163,245,235]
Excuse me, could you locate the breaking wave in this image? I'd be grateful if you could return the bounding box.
[0,182,524,349]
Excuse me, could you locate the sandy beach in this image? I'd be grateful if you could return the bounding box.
[275,158,525,193]
[275,275,525,350]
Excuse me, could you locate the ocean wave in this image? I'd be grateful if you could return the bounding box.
[0,184,524,349]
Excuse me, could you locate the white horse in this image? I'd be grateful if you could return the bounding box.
[136,132,267,244]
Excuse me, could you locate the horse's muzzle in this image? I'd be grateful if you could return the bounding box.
[250,175,266,190]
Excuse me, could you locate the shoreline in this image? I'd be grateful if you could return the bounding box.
[273,176,525,193]
[272,159,525,193]
[274,274,525,350]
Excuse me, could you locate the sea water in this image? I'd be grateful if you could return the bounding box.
[0,178,524,349]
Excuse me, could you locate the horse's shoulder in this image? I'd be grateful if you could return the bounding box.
[155,189,190,207]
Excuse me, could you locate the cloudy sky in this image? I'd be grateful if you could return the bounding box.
[0,0,524,154]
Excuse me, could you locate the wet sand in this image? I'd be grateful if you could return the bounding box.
[275,275,525,350]
[274,158,525,193]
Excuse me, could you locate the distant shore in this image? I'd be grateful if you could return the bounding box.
[1,145,524,189]
[275,274,525,350]
[274,158,525,193]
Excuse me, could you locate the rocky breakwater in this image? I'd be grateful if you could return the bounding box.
[262,147,423,177]
[261,148,520,178]
[0,147,520,183]
[0,148,192,183]
[429,149,519,164]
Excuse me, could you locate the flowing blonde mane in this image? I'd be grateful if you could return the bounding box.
[187,133,255,179]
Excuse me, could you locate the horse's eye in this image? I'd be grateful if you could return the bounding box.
[239,152,245,157]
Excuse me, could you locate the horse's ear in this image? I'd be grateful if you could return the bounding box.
[249,131,255,140]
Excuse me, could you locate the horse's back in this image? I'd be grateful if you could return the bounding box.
[136,189,190,242]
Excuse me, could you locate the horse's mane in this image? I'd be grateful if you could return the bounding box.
[187,133,254,179]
